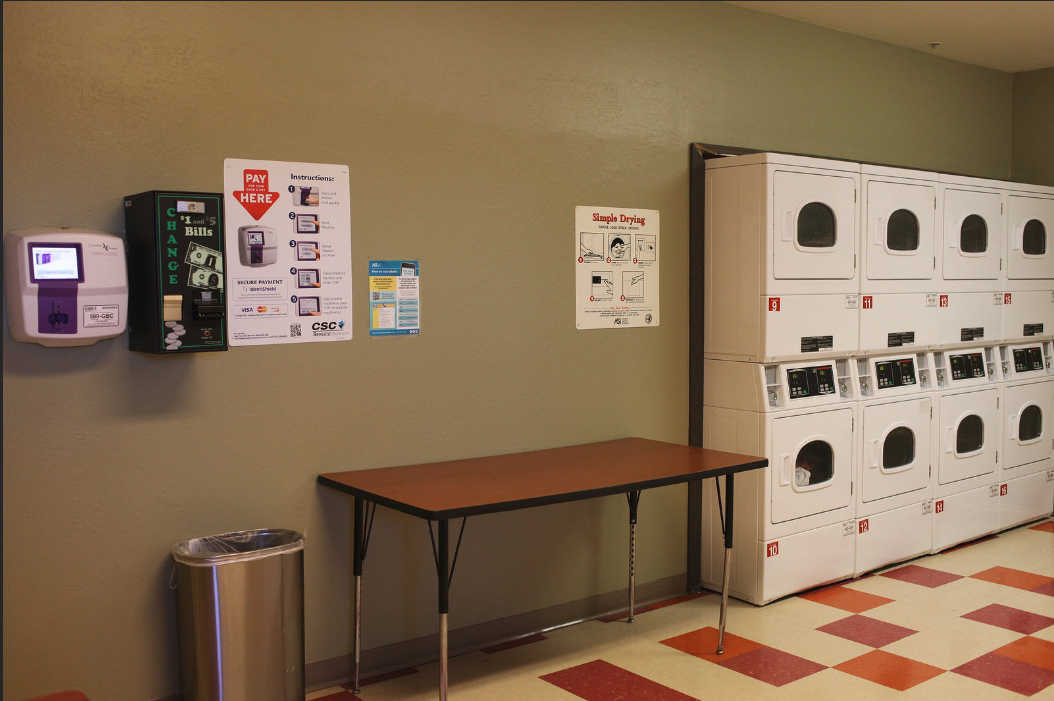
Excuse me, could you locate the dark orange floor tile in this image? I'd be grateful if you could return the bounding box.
[798,585,894,613]
[1029,521,1054,533]
[971,566,1054,591]
[834,649,945,691]
[660,626,762,663]
[992,636,1054,672]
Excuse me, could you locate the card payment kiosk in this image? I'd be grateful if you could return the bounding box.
[239,225,277,266]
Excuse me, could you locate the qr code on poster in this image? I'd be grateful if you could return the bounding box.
[290,324,301,338]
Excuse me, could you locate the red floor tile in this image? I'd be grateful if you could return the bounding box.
[816,614,917,647]
[992,636,1054,673]
[942,534,998,553]
[341,666,418,690]
[962,604,1054,635]
[971,566,1054,591]
[1029,521,1054,533]
[1031,580,1054,598]
[541,659,700,701]
[834,649,945,691]
[315,692,360,701]
[798,585,894,613]
[598,593,708,622]
[953,652,1054,696]
[660,626,762,663]
[717,646,827,686]
[880,564,963,588]
[481,633,548,654]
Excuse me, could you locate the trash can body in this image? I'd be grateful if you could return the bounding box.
[173,529,304,701]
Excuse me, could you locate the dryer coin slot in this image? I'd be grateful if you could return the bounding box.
[787,365,836,399]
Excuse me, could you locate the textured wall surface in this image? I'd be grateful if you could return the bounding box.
[1012,67,1054,186]
[3,2,1013,699]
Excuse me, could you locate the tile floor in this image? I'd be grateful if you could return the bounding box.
[308,517,1054,700]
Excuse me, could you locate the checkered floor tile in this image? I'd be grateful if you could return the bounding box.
[306,516,1054,701]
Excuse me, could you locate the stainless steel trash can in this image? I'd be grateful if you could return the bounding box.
[172,529,305,701]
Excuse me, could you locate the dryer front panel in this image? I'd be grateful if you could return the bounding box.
[770,408,853,524]
[1004,381,1054,471]
[937,389,999,485]
[1007,195,1053,281]
[772,171,857,281]
[942,188,1003,281]
[865,180,936,281]
[862,398,932,503]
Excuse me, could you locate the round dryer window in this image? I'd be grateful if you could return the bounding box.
[960,215,988,254]
[956,414,985,455]
[1019,405,1043,442]
[883,427,915,469]
[886,209,920,252]
[797,203,837,248]
[1023,219,1047,256]
[795,440,834,486]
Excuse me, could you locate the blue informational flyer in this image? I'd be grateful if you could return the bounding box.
[369,260,420,336]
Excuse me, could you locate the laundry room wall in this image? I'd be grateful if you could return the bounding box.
[2,3,1016,700]
[1012,67,1054,186]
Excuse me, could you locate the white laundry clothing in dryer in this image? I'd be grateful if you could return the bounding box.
[997,341,1054,529]
[704,153,860,362]
[853,352,936,575]
[931,346,1002,551]
[858,166,939,354]
[701,358,858,605]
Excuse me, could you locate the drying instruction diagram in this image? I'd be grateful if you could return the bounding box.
[576,206,659,329]
[223,158,353,345]
[369,260,420,336]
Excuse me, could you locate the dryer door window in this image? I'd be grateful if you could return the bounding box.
[770,407,853,524]
[865,180,936,281]
[862,398,931,503]
[942,189,1002,281]
[937,389,999,484]
[772,170,857,280]
[1007,195,1053,280]
[1004,381,1054,471]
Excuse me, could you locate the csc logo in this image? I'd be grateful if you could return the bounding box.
[312,322,339,330]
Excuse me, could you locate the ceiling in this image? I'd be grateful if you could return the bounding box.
[725,1,1054,73]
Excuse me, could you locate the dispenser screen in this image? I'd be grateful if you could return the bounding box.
[1014,348,1045,373]
[29,245,82,281]
[950,353,985,380]
[787,365,835,399]
[247,231,264,245]
[875,359,917,388]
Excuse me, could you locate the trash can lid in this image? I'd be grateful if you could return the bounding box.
[172,528,304,566]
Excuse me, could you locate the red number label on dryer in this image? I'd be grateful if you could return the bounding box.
[1000,484,1008,496]
[862,296,873,310]
[768,297,781,312]
[935,500,944,514]
[858,519,869,534]
[939,295,949,308]
[766,541,779,557]
[1004,293,1012,305]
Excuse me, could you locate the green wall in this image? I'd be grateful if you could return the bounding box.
[1012,67,1054,186]
[2,3,1016,700]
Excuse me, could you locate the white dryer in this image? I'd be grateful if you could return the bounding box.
[704,153,860,362]
[997,341,1054,529]
[859,166,940,354]
[702,358,858,604]
[937,175,1005,348]
[853,352,935,575]
[1003,181,1054,343]
[931,346,1001,551]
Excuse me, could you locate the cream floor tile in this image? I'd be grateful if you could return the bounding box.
[895,667,1026,701]
[1004,550,1054,578]
[1003,589,1054,617]
[861,597,960,633]
[760,595,855,629]
[1034,625,1054,643]
[899,577,1016,618]
[748,668,898,701]
[925,541,1017,576]
[840,572,933,602]
[777,626,874,667]
[607,643,773,700]
[881,616,1022,670]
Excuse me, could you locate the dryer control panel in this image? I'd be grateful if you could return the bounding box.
[875,358,917,388]
[787,365,836,399]
[949,352,986,381]
[1013,347,1045,374]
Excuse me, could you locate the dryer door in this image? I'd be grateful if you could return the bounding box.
[937,388,999,484]
[771,408,853,523]
[1004,381,1054,471]
[772,170,857,280]
[865,180,936,281]
[942,189,1002,281]
[861,397,932,503]
[1007,195,1053,280]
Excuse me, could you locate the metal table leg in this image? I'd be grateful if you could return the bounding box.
[352,497,364,693]
[626,491,641,622]
[437,520,449,701]
[717,474,734,653]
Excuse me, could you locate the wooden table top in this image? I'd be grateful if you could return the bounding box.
[317,438,766,520]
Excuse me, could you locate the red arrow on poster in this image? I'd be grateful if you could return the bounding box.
[233,169,280,220]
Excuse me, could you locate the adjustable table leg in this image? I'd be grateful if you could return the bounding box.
[352,497,364,693]
[627,491,641,623]
[717,474,734,653]
[438,519,449,701]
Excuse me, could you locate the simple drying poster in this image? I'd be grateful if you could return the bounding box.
[223,159,353,345]
[369,260,420,336]
[575,206,660,329]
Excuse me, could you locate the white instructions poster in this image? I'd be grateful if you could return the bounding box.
[575,206,659,329]
[223,159,353,345]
